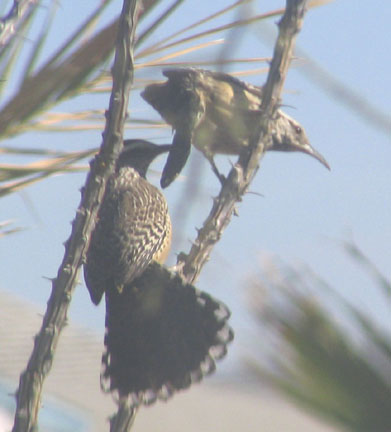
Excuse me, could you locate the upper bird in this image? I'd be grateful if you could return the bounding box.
[84,139,233,406]
[142,68,330,188]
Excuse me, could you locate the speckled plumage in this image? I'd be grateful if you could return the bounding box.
[84,166,171,305]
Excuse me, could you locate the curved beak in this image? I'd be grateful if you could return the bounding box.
[300,143,330,170]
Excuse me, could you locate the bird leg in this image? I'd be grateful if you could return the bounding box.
[204,152,226,185]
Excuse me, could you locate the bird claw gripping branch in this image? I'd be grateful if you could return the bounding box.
[141,68,330,188]
[84,139,233,407]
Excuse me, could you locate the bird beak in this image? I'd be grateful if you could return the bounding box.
[299,143,330,170]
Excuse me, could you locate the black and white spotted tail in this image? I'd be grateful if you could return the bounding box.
[101,262,233,407]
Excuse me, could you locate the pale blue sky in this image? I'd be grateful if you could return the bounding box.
[1,0,390,371]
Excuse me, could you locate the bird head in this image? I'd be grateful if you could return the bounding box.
[117,139,171,178]
[268,111,330,170]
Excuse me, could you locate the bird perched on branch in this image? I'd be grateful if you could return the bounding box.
[142,68,330,188]
[84,139,233,406]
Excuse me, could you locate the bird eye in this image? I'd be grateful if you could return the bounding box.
[295,125,302,134]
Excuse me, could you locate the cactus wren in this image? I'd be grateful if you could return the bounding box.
[142,68,330,188]
[84,139,233,406]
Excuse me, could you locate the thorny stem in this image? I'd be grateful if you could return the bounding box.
[11,0,140,431]
[175,0,309,285]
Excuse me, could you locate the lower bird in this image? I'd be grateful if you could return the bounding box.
[84,139,233,406]
[142,68,330,188]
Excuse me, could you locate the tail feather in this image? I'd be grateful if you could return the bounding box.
[101,262,233,406]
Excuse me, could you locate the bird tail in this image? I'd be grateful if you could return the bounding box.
[101,262,233,407]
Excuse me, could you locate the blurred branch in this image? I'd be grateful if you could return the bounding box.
[175,0,310,284]
[0,148,95,197]
[139,0,250,52]
[0,18,119,138]
[299,52,391,136]
[255,20,391,136]
[137,9,284,59]
[0,0,162,139]
[343,241,391,299]
[11,0,140,430]
[136,0,185,48]
[0,0,38,52]
[248,244,391,432]
[0,219,23,237]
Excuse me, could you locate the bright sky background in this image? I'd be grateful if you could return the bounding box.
[1,0,390,375]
